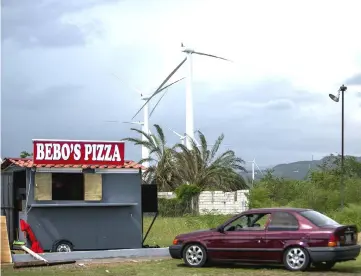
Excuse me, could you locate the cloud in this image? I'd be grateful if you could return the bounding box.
[1,0,360,167]
[1,0,119,48]
[346,73,361,85]
[3,84,84,111]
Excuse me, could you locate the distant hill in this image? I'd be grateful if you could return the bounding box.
[241,156,361,182]
[271,156,361,180]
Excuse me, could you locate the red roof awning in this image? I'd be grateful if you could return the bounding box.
[1,158,145,170]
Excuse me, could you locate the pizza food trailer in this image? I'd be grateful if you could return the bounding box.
[1,139,158,252]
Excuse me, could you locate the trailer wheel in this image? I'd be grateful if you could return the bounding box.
[52,240,73,253]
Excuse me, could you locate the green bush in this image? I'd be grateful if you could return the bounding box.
[158,198,189,217]
[329,204,361,231]
[158,184,202,217]
[175,184,201,201]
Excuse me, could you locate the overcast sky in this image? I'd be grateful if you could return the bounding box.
[1,0,361,167]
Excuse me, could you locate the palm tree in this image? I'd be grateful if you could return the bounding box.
[172,130,248,191]
[20,151,32,158]
[122,124,178,191]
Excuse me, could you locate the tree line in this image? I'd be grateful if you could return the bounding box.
[125,125,361,226]
[123,124,249,192]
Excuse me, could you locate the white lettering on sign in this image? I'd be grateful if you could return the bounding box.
[53,143,61,160]
[84,144,92,161]
[62,144,71,160]
[36,143,45,160]
[35,142,122,162]
[104,145,112,161]
[44,143,53,160]
[73,144,81,160]
[112,145,121,161]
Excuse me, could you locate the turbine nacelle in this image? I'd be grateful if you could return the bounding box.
[182,47,195,54]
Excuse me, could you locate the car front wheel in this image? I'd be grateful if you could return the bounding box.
[283,246,310,271]
[182,243,207,267]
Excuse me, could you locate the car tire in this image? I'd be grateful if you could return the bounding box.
[313,261,336,270]
[52,240,73,253]
[283,246,310,271]
[182,243,207,267]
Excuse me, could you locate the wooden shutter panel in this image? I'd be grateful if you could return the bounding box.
[84,174,102,201]
[34,173,52,200]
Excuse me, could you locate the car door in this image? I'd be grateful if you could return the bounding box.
[206,213,270,261]
[264,211,301,262]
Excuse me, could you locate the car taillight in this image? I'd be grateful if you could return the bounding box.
[328,234,340,247]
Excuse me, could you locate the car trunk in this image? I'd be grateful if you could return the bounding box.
[323,225,359,246]
[336,225,358,246]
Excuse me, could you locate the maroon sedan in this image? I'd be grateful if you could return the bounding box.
[169,207,360,271]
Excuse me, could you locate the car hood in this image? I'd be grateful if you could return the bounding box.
[176,228,216,239]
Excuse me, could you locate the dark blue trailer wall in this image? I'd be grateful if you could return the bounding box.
[25,170,142,251]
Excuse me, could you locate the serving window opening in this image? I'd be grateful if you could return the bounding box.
[52,173,84,201]
[34,172,103,201]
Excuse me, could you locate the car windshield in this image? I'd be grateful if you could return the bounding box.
[300,210,340,227]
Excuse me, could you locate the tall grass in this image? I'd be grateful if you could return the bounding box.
[142,214,232,247]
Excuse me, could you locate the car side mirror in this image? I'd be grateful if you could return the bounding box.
[217,226,224,233]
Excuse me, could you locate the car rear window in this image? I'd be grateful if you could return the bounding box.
[299,210,340,227]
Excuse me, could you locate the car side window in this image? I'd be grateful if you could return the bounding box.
[224,215,248,231]
[224,213,270,231]
[267,211,299,231]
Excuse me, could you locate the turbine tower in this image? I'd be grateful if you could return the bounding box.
[132,43,231,150]
[110,74,184,168]
[248,158,264,183]
[181,43,231,149]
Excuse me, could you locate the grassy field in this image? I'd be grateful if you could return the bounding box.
[2,216,361,276]
[2,257,361,276]
[142,215,233,246]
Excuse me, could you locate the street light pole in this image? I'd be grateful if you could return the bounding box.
[329,84,347,209]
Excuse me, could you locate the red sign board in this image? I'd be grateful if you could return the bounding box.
[33,139,125,166]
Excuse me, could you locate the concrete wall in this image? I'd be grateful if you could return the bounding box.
[26,170,143,251]
[158,189,249,215]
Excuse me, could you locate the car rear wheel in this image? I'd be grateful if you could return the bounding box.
[313,261,336,270]
[183,244,207,267]
[283,246,310,271]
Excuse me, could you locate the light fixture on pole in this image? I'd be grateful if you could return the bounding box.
[329,84,347,209]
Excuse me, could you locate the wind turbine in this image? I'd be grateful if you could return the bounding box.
[248,158,264,183]
[110,74,184,168]
[132,43,231,150]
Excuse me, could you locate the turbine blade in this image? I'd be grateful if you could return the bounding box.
[255,162,264,175]
[149,77,185,118]
[131,59,187,120]
[105,120,120,123]
[149,89,168,118]
[111,73,144,96]
[123,121,142,125]
[173,130,182,137]
[193,51,231,62]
